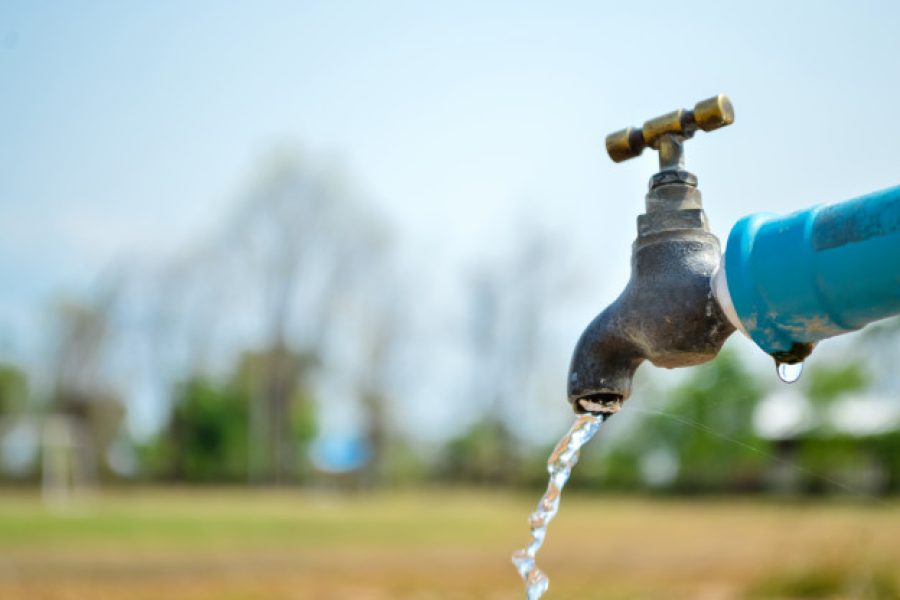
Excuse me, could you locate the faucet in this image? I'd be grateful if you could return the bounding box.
[568,95,737,414]
[569,94,900,416]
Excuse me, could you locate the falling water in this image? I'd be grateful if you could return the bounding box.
[511,413,605,599]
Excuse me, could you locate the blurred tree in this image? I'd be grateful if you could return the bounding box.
[227,153,391,483]
[794,352,888,495]
[871,430,900,493]
[135,150,394,485]
[670,350,771,491]
[591,326,900,496]
[441,229,569,485]
[144,351,318,483]
[233,344,317,483]
[0,363,34,480]
[355,292,402,487]
[162,377,249,482]
[593,348,771,493]
[0,363,28,416]
[440,420,515,484]
[804,361,868,405]
[456,271,518,482]
[48,294,125,487]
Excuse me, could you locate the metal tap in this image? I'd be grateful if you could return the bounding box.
[568,95,737,415]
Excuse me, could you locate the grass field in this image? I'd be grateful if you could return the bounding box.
[0,488,897,599]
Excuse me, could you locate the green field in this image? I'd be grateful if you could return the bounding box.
[0,488,897,599]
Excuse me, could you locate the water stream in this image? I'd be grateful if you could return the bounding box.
[511,413,605,599]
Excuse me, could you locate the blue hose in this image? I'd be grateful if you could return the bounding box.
[723,185,900,357]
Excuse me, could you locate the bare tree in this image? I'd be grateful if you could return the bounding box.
[114,148,395,485]
[224,151,391,483]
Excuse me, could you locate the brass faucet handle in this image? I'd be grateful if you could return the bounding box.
[605,94,734,163]
[693,95,735,132]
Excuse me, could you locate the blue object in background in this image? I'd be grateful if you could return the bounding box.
[724,185,900,356]
[310,435,372,473]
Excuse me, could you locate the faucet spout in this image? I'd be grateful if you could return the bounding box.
[567,300,644,413]
[567,177,735,414]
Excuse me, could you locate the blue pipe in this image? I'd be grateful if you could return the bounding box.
[720,184,900,358]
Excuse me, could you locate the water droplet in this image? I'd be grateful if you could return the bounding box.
[776,361,803,383]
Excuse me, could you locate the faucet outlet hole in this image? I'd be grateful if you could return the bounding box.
[575,393,623,415]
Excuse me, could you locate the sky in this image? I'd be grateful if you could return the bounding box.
[1,1,899,439]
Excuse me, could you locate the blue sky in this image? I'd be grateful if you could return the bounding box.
[2,1,899,437]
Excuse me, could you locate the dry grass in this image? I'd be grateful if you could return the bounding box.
[0,488,897,599]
